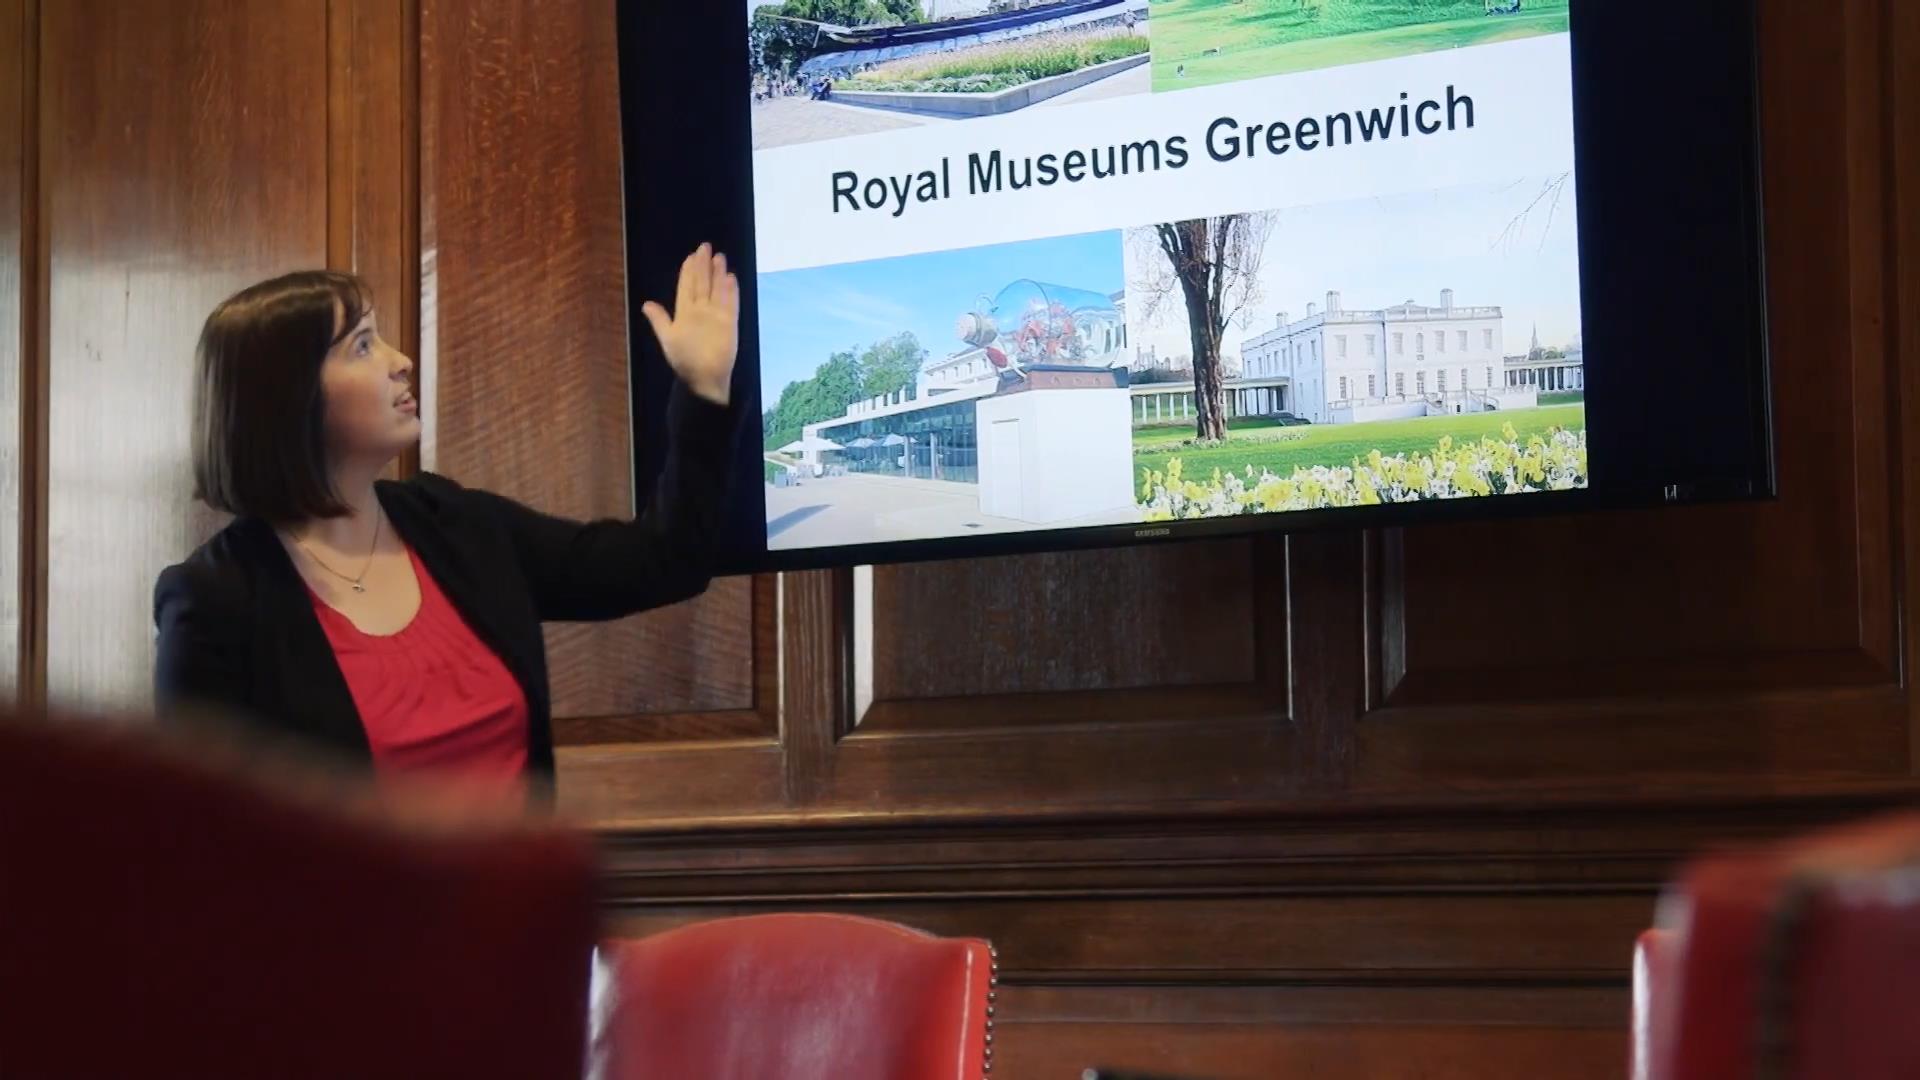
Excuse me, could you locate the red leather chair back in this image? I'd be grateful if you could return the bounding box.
[606,913,995,1080]
[1640,811,1920,1080]
[0,713,602,1080]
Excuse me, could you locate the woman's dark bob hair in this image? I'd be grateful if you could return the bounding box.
[191,270,372,523]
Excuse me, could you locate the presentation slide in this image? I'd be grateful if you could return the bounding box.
[749,0,1586,551]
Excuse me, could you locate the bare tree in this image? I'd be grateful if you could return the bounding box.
[1493,171,1572,252]
[1129,212,1276,441]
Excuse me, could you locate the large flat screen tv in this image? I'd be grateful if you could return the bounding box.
[616,0,1772,574]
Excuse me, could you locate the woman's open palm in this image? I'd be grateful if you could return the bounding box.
[642,243,738,406]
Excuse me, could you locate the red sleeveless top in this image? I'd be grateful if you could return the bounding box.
[308,545,529,795]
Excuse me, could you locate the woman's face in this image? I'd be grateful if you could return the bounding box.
[320,305,419,466]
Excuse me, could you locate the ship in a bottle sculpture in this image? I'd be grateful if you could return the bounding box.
[954,279,1126,382]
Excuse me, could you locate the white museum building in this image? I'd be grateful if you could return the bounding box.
[1239,289,1545,424]
[788,288,1138,527]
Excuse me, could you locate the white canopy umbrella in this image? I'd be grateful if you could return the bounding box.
[776,434,844,455]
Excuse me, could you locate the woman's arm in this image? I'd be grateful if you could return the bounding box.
[153,563,251,719]
[460,383,738,622]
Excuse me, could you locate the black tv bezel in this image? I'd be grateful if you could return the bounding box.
[615,0,1775,577]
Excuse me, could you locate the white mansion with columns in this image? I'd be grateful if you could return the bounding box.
[1238,289,1532,424]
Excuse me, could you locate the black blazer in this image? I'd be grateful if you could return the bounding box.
[153,387,736,787]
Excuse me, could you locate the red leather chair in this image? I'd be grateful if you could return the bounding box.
[1630,811,1920,1080]
[603,913,997,1080]
[0,710,602,1080]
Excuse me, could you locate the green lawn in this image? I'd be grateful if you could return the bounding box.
[1151,0,1570,91]
[1539,390,1585,406]
[1133,404,1585,484]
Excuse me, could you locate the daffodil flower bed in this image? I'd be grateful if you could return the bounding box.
[1137,424,1588,519]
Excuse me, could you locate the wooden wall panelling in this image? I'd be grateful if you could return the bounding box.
[777,568,847,804]
[856,534,1283,733]
[1895,0,1920,771]
[868,543,1260,702]
[596,798,1899,908]
[610,893,1651,986]
[41,0,329,709]
[988,1014,1628,1080]
[559,533,1313,825]
[569,529,1342,824]
[551,573,795,827]
[329,0,418,480]
[552,575,779,747]
[419,0,766,739]
[1353,0,1915,791]
[0,0,25,699]
[817,528,1363,816]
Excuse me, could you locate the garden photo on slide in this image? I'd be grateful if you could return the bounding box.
[1123,172,1587,520]
[749,0,1152,150]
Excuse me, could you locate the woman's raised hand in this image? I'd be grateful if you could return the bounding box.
[641,243,739,407]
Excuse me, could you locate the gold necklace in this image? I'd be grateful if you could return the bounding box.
[295,509,383,593]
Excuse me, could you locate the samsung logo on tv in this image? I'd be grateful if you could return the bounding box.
[1133,527,1173,539]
